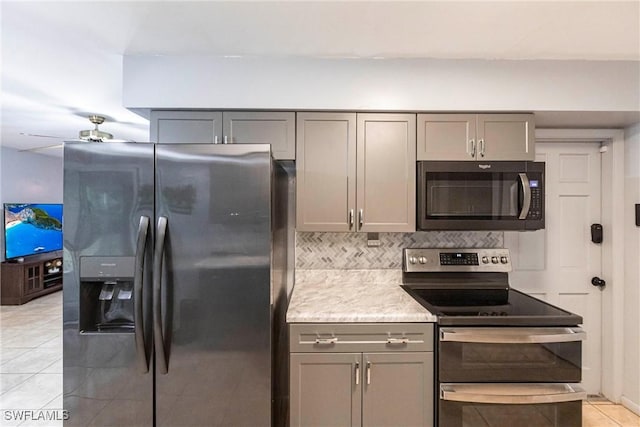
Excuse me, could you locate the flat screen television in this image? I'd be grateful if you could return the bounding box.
[3,203,63,260]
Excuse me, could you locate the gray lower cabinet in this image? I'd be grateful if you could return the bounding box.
[417,113,535,161]
[296,112,416,232]
[290,353,362,427]
[289,323,434,427]
[150,110,295,159]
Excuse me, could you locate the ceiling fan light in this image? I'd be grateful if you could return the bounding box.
[79,128,113,142]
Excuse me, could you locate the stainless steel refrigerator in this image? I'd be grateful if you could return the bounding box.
[63,142,291,426]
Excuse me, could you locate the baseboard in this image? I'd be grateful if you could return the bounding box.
[621,396,640,416]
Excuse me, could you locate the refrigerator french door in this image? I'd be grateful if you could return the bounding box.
[64,142,275,426]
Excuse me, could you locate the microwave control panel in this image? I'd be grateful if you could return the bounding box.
[528,179,543,219]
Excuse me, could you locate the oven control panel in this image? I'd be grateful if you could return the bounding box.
[403,248,511,272]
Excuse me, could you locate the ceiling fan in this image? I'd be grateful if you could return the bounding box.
[78,115,115,141]
[19,115,130,153]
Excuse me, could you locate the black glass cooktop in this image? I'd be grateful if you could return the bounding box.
[401,285,583,326]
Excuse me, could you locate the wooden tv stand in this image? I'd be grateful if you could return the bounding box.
[1,253,63,305]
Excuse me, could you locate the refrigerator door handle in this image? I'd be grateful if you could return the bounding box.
[134,216,150,373]
[154,216,169,374]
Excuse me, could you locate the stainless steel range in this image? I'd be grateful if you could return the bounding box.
[402,248,586,427]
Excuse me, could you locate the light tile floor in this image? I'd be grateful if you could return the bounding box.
[1,291,639,426]
[1,292,62,427]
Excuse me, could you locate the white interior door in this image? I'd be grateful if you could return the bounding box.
[505,142,603,394]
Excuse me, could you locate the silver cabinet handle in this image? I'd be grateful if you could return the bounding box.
[440,383,586,405]
[214,135,220,144]
[358,209,364,229]
[355,362,360,385]
[224,135,229,144]
[387,337,409,345]
[134,216,150,373]
[518,173,532,220]
[469,139,476,158]
[349,209,354,229]
[440,327,586,344]
[478,138,485,157]
[366,361,371,385]
[153,216,169,374]
[315,337,338,345]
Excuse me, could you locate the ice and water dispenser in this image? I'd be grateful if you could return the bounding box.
[79,256,136,333]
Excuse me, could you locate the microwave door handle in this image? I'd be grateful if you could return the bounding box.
[134,215,150,373]
[518,173,532,220]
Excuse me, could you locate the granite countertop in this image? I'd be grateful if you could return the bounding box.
[286,270,437,323]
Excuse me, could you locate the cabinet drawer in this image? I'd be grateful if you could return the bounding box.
[290,323,433,353]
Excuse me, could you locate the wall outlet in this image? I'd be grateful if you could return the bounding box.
[367,233,381,247]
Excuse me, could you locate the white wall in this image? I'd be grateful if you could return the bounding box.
[623,123,640,413]
[123,56,640,113]
[0,147,63,261]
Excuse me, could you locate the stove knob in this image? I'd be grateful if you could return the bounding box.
[482,256,489,264]
[409,256,417,264]
[491,256,499,264]
[419,256,427,264]
[500,256,508,264]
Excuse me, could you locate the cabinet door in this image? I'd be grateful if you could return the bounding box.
[477,114,535,161]
[362,352,434,427]
[296,112,357,231]
[290,353,362,427]
[417,114,476,161]
[357,113,416,232]
[24,264,42,295]
[222,111,295,160]
[150,110,222,143]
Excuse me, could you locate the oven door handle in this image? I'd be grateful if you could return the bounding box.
[440,383,586,404]
[439,327,586,344]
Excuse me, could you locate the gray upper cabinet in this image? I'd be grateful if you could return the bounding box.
[296,112,357,232]
[150,110,295,159]
[296,112,416,233]
[223,111,295,159]
[476,114,535,161]
[417,113,535,161]
[357,113,416,233]
[151,110,222,144]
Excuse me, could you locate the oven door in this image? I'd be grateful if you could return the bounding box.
[439,383,585,427]
[417,161,544,230]
[439,327,584,383]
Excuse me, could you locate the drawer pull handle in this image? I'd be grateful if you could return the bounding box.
[355,362,360,385]
[366,361,371,385]
[315,337,338,345]
[387,337,409,345]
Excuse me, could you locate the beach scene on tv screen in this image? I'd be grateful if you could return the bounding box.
[4,204,63,259]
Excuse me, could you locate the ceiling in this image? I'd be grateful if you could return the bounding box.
[2,1,639,155]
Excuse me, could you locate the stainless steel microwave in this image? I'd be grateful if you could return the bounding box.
[417,161,545,231]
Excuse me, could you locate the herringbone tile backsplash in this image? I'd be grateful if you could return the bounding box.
[296,232,504,269]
